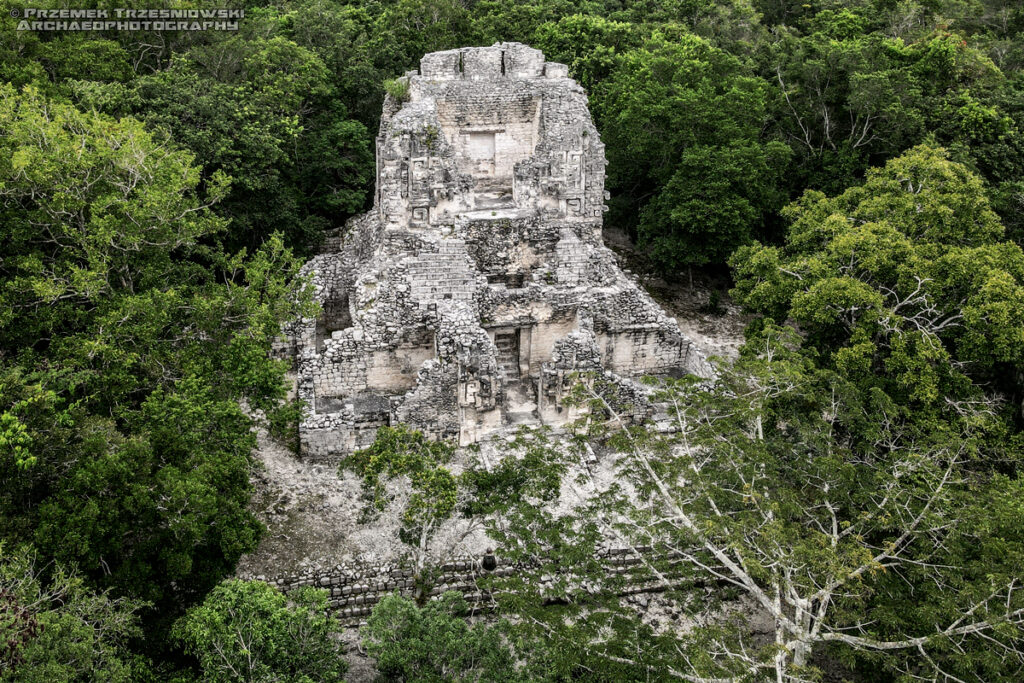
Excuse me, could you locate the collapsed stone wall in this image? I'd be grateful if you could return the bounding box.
[289,42,712,462]
[245,547,674,624]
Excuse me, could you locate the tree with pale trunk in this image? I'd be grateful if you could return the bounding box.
[481,326,1024,681]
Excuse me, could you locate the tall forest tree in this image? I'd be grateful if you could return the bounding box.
[594,33,791,271]
[0,84,314,639]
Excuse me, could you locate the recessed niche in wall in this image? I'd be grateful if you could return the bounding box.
[315,290,353,352]
[467,131,496,171]
[486,271,525,288]
[366,331,436,393]
[493,329,521,379]
[323,292,352,332]
[437,95,541,187]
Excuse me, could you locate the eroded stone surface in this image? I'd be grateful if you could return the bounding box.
[282,43,711,461]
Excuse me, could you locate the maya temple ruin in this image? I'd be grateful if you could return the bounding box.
[282,42,712,460]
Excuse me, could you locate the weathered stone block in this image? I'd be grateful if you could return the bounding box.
[544,62,569,79]
[420,50,460,79]
[461,47,503,80]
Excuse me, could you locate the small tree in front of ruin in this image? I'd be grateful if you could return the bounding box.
[362,591,522,682]
[173,579,346,683]
[341,426,459,601]
[343,424,569,605]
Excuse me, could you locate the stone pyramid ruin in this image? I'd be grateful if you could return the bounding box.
[285,43,711,460]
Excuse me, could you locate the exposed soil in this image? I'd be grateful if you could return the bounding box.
[237,424,635,580]
[236,428,493,578]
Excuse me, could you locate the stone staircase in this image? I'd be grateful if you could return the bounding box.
[408,240,475,303]
[493,330,520,378]
[261,546,697,625]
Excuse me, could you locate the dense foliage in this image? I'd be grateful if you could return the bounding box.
[174,579,347,682]
[0,21,315,666]
[0,545,145,682]
[2,0,1021,265]
[362,592,519,682]
[732,144,1024,415]
[2,0,1023,679]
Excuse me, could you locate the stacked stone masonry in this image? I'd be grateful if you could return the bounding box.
[287,42,712,461]
[247,548,683,625]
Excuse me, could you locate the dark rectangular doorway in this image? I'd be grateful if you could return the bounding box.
[494,329,520,379]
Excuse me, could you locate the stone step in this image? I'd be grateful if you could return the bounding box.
[493,331,519,378]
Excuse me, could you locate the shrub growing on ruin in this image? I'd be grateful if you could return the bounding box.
[383,77,411,102]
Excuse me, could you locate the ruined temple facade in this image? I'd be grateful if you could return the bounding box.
[289,43,710,460]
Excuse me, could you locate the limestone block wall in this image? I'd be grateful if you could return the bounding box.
[538,329,602,424]
[437,95,540,186]
[392,360,462,444]
[407,240,478,304]
[366,346,435,392]
[301,404,389,460]
[246,547,677,625]
[554,228,594,286]
[524,316,580,377]
[420,44,547,81]
[462,217,559,282]
[258,557,511,623]
[376,42,606,227]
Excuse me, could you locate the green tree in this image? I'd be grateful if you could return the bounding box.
[731,145,1024,414]
[763,11,1012,194]
[0,545,146,682]
[280,1,385,127]
[370,0,474,79]
[342,426,459,599]
[363,591,520,682]
[0,84,313,635]
[0,0,132,91]
[173,579,346,683]
[472,0,595,46]
[129,34,372,253]
[594,33,790,272]
[483,331,1024,680]
[531,14,644,91]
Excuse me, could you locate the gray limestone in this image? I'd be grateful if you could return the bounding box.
[282,43,711,461]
